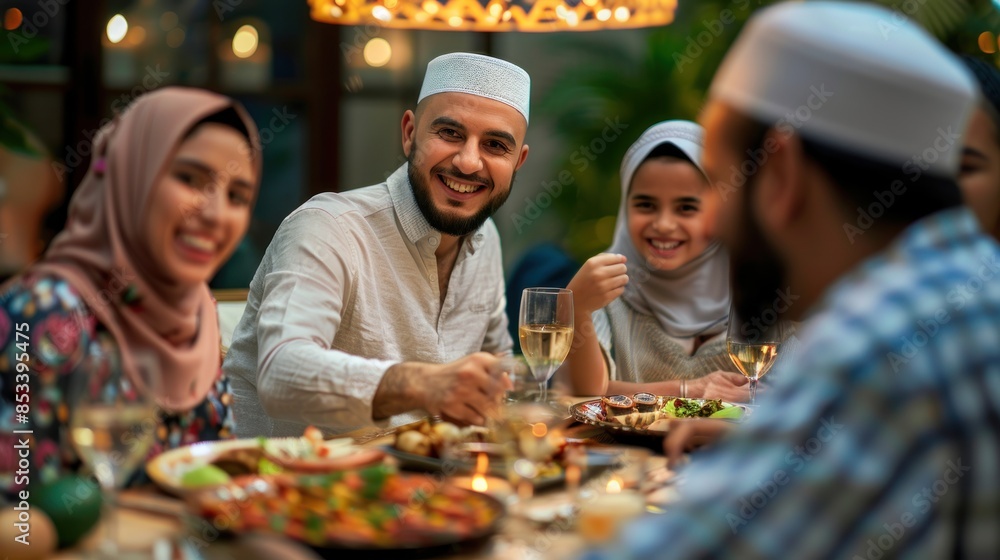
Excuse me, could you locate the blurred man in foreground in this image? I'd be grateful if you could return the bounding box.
[585,2,1000,558]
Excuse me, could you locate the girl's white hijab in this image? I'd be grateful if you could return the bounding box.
[607,120,730,338]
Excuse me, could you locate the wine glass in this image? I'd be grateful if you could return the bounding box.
[726,305,787,405]
[518,288,574,405]
[68,349,162,557]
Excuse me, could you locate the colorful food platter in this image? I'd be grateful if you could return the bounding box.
[570,395,749,442]
[184,468,504,558]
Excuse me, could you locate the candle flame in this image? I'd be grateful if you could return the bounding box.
[472,474,488,492]
[476,452,488,474]
[606,478,622,493]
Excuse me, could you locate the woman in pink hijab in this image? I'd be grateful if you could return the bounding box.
[0,87,261,492]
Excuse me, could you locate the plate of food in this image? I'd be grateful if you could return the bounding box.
[570,394,749,443]
[147,427,384,496]
[184,466,504,558]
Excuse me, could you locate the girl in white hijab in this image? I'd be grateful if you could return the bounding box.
[560,120,747,400]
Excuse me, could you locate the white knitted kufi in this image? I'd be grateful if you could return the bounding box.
[710,1,976,176]
[418,52,530,124]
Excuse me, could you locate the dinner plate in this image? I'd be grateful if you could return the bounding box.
[184,473,504,559]
[146,437,381,496]
[569,396,749,444]
[147,439,262,496]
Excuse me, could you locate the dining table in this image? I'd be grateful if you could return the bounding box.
[53,396,676,560]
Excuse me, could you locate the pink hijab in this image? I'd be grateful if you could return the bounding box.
[30,87,261,410]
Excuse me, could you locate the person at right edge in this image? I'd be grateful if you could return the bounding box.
[583,2,1000,558]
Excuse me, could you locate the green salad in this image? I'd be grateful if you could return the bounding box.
[661,398,744,420]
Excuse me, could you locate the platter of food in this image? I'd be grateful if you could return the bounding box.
[570,394,749,442]
[184,465,504,558]
[147,427,384,496]
[383,417,614,488]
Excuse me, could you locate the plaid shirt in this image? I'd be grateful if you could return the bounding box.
[583,208,1000,559]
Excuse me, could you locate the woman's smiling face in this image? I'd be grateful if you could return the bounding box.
[143,123,256,286]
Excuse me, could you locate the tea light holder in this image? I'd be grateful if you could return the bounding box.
[451,473,514,502]
[576,477,646,544]
[450,452,514,502]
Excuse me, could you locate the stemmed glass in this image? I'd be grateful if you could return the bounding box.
[726,305,787,405]
[518,288,574,405]
[68,350,162,557]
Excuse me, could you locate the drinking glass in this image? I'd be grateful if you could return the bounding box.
[68,350,162,557]
[518,288,574,405]
[726,305,787,405]
[490,401,568,511]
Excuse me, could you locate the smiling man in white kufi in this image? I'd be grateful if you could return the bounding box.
[225,52,531,437]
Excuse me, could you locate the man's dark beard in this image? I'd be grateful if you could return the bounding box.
[407,150,514,237]
[730,184,788,324]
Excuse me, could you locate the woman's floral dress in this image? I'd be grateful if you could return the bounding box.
[0,272,233,495]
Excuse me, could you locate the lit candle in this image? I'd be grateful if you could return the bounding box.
[577,479,646,543]
[451,474,514,501]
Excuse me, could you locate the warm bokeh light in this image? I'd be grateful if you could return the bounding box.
[531,422,548,438]
[3,8,22,30]
[596,8,612,21]
[372,6,392,21]
[980,31,997,54]
[160,11,178,31]
[106,14,128,44]
[475,452,488,473]
[166,27,185,48]
[422,0,440,14]
[385,0,399,8]
[606,478,622,493]
[232,24,259,58]
[614,7,630,21]
[363,37,392,67]
[128,25,147,46]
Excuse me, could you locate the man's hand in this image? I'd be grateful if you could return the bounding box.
[687,370,750,402]
[566,253,628,315]
[373,353,511,426]
[664,418,733,468]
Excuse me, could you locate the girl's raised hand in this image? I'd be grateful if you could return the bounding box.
[566,253,629,314]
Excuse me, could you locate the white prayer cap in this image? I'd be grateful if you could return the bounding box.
[418,52,530,124]
[709,1,976,176]
[620,120,705,194]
